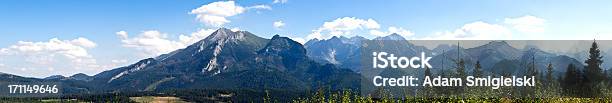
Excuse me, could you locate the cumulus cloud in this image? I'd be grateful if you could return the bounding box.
[273,20,285,29]
[0,37,102,77]
[71,37,97,48]
[119,30,183,57]
[190,1,272,27]
[306,17,381,40]
[118,29,215,58]
[273,0,288,4]
[504,15,546,33]
[0,37,96,58]
[423,21,511,40]
[190,1,246,27]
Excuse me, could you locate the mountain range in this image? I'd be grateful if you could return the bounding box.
[305,35,598,77]
[1,28,609,95]
[0,28,362,94]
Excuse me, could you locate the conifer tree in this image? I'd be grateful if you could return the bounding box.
[546,63,554,87]
[562,64,581,97]
[453,42,466,95]
[524,56,539,97]
[583,40,604,97]
[420,66,434,97]
[474,61,482,78]
[545,63,559,97]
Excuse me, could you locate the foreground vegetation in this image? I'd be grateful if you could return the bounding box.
[289,90,612,103]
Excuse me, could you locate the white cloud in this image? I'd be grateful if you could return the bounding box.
[71,37,97,48]
[1,38,96,58]
[190,1,246,27]
[119,29,216,58]
[388,27,414,37]
[179,29,217,46]
[290,37,306,44]
[419,15,546,40]
[190,1,272,27]
[307,17,381,40]
[273,0,288,4]
[369,30,386,36]
[304,16,544,41]
[504,15,546,33]
[116,31,128,39]
[369,26,414,38]
[247,5,272,10]
[273,20,285,29]
[119,31,184,57]
[423,21,511,40]
[0,37,102,77]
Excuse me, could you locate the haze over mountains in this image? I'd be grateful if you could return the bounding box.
[1,28,611,94]
[305,35,612,76]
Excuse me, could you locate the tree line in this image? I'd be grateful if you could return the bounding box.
[417,40,612,98]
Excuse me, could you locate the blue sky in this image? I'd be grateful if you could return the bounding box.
[1,0,612,77]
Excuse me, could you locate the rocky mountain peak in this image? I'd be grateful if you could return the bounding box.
[205,28,247,42]
[259,35,306,57]
[374,33,406,40]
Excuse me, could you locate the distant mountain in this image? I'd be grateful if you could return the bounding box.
[428,45,471,73]
[305,33,430,72]
[69,73,92,81]
[481,45,584,76]
[426,41,584,77]
[1,73,40,82]
[44,75,67,80]
[373,33,405,40]
[1,72,91,93]
[467,41,522,69]
[253,35,360,90]
[431,44,458,55]
[305,36,364,71]
[43,73,92,81]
